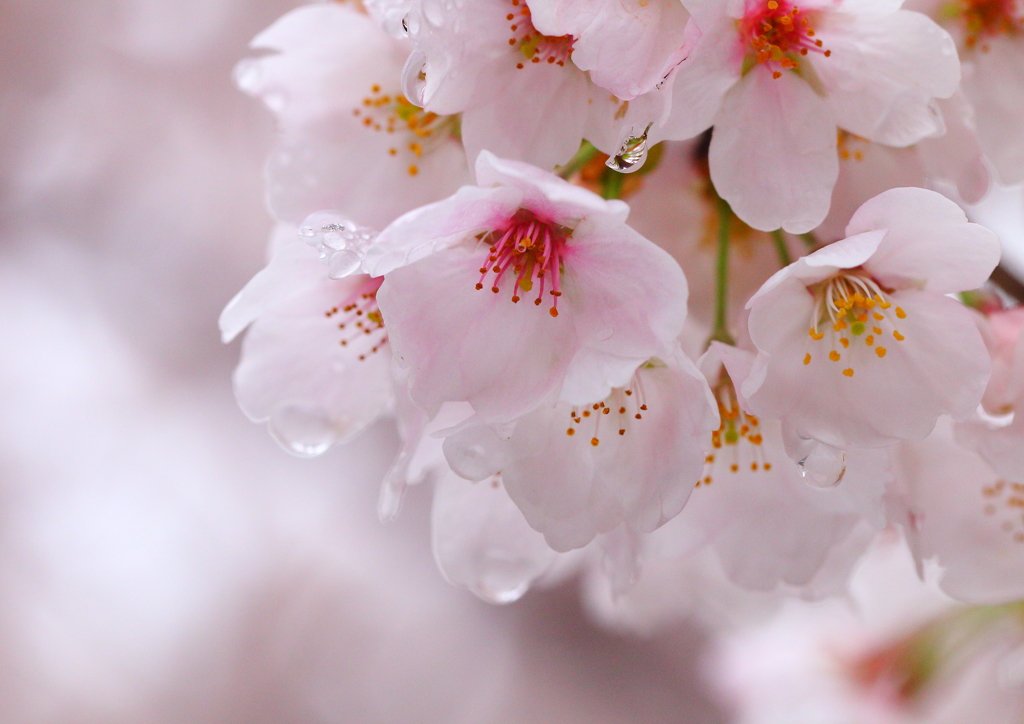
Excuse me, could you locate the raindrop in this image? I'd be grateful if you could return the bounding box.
[606,124,652,174]
[798,444,847,488]
[328,249,362,278]
[298,211,377,277]
[269,404,339,457]
[401,50,428,106]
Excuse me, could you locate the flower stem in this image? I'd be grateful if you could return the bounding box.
[601,170,624,200]
[800,232,818,250]
[710,196,735,345]
[557,141,598,180]
[770,229,793,268]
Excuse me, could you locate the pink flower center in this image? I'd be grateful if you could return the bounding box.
[699,372,770,487]
[960,0,1023,51]
[475,214,567,318]
[505,0,574,70]
[804,272,907,378]
[324,275,388,361]
[565,380,648,447]
[741,0,830,79]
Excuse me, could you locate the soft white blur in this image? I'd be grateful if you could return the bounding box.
[0,1,724,721]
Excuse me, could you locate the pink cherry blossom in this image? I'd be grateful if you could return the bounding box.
[526,0,696,100]
[401,0,672,169]
[220,232,392,456]
[363,151,691,423]
[662,0,961,232]
[235,3,470,228]
[743,187,1000,450]
[441,349,718,551]
[892,419,1024,604]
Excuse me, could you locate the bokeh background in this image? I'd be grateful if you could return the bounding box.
[3,2,1023,722]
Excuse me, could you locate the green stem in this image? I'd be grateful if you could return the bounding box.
[770,229,793,268]
[557,141,598,180]
[710,196,735,346]
[601,170,624,200]
[800,232,818,250]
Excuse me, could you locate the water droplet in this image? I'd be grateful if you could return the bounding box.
[474,575,531,604]
[269,404,339,457]
[798,444,847,488]
[298,211,377,278]
[606,124,652,174]
[401,50,428,107]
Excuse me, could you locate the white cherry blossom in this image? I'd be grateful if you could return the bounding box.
[663,0,961,232]
[364,151,691,423]
[235,2,470,228]
[402,0,672,169]
[220,230,392,456]
[743,187,1000,450]
[526,0,696,100]
[441,349,718,552]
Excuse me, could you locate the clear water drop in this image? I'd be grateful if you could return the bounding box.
[269,404,338,457]
[401,50,428,106]
[298,211,377,278]
[798,444,847,488]
[606,124,652,174]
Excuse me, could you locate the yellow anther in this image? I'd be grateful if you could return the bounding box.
[829,350,841,362]
[809,328,824,340]
[895,307,906,319]
[865,335,874,345]
[843,368,855,377]
[876,347,887,358]
[840,338,849,348]
[803,353,812,365]
[893,330,905,341]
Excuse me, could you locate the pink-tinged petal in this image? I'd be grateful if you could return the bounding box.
[233,270,394,456]
[709,67,839,233]
[814,9,960,147]
[475,151,630,226]
[750,282,990,447]
[745,230,887,308]
[957,415,1024,484]
[219,233,318,343]
[963,37,1024,185]
[529,0,694,100]
[660,13,742,141]
[362,184,523,277]
[916,94,991,205]
[848,187,1001,293]
[896,422,1024,604]
[557,224,690,402]
[446,355,716,552]
[243,4,398,128]
[431,470,559,603]
[378,244,578,422]
[460,62,593,170]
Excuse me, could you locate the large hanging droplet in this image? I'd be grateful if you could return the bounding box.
[605,124,652,174]
[401,50,428,107]
[269,403,340,457]
[798,443,847,488]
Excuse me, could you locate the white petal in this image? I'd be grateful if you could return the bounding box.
[709,67,839,233]
[848,187,1001,293]
[962,37,1024,185]
[431,470,558,603]
[814,9,960,146]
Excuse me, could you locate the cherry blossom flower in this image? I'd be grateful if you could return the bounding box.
[663,0,961,232]
[526,0,696,100]
[219,230,392,456]
[892,419,1024,604]
[817,94,990,242]
[363,151,691,423]
[956,307,1024,483]
[235,2,470,229]
[743,187,1000,450]
[401,0,673,169]
[934,0,1024,184]
[441,349,718,552]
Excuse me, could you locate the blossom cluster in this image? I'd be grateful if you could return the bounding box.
[223,0,1024,609]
